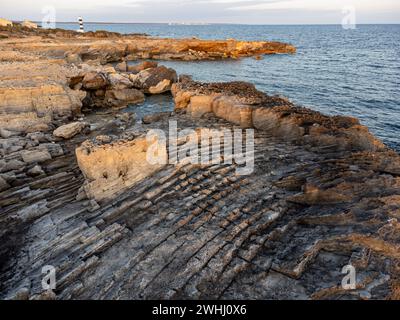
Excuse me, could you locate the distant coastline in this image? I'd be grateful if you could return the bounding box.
[11,21,400,26]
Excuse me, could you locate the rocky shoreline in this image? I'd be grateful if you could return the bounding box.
[1,24,399,300]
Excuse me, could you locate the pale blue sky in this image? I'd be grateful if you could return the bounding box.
[2,0,400,24]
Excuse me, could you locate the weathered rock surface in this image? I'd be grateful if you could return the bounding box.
[172,80,386,152]
[75,135,167,202]
[104,89,145,108]
[0,53,86,133]
[53,122,89,139]
[82,72,108,90]
[1,109,399,300]
[128,60,158,73]
[0,25,296,64]
[130,66,178,93]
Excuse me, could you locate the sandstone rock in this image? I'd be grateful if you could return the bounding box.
[213,97,254,128]
[21,149,52,164]
[79,44,127,64]
[21,20,37,29]
[76,136,167,201]
[115,61,128,72]
[253,106,385,151]
[108,73,133,90]
[252,107,304,141]
[173,80,386,152]
[0,18,12,27]
[0,85,85,133]
[0,28,295,64]
[104,89,145,107]
[95,135,112,144]
[82,72,108,90]
[172,89,196,110]
[127,61,158,73]
[148,79,172,94]
[53,122,89,139]
[131,66,177,93]
[187,95,216,118]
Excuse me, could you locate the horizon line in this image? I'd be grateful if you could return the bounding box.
[11,20,400,26]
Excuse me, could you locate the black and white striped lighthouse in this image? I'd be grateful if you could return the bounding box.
[77,17,84,33]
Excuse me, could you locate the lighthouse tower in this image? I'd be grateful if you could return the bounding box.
[77,17,84,33]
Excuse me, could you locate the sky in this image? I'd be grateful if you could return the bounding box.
[2,0,400,24]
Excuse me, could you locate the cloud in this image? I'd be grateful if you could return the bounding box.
[228,0,400,12]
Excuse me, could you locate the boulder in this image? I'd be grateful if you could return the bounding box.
[53,122,89,139]
[130,66,177,93]
[108,73,133,90]
[105,88,145,107]
[82,72,108,90]
[148,79,172,94]
[171,87,196,110]
[76,136,167,201]
[21,149,52,164]
[127,61,158,73]
[21,20,37,29]
[0,18,12,27]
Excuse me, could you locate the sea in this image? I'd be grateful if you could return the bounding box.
[57,23,400,152]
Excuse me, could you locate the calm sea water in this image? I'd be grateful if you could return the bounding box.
[59,23,400,151]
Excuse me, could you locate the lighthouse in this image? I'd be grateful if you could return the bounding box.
[77,17,84,33]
